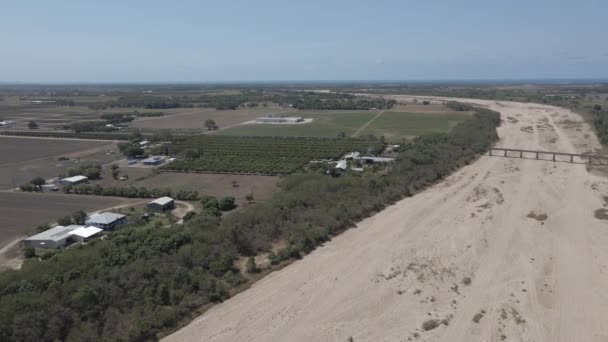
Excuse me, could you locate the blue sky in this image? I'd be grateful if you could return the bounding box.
[1,0,607,82]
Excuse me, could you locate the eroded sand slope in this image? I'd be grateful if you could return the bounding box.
[165,98,608,342]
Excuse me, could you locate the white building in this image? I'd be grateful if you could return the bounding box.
[86,212,127,230]
[255,116,304,124]
[0,120,16,127]
[59,175,88,186]
[147,197,175,211]
[23,225,79,249]
[70,226,103,242]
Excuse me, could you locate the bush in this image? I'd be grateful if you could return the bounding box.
[23,246,35,259]
[218,196,236,211]
[246,257,258,273]
[422,319,439,331]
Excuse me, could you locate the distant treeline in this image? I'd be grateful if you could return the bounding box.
[0,130,135,140]
[63,184,200,201]
[87,91,396,111]
[64,111,164,133]
[0,103,500,341]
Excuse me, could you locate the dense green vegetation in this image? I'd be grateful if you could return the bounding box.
[163,136,383,175]
[590,104,608,144]
[0,103,500,341]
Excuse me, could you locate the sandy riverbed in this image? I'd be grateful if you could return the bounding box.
[164,97,608,342]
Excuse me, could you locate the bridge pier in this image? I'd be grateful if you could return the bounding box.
[504,150,507,157]
[570,155,574,163]
[553,154,556,162]
[536,152,539,160]
[520,151,523,158]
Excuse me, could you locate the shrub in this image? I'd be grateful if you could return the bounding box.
[422,319,439,331]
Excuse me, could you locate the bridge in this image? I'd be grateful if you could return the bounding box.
[488,147,608,165]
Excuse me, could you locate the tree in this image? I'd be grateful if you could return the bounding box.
[337,131,346,139]
[30,177,46,191]
[72,210,87,225]
[246,257,258,273]
[204,119,218,130]
[57,216,72,226]
[23,246,36,259]
[219,196,236,211]
[111,164,120,179]
[184,148,199,161]
[245,192,255,204]
[28,121,39,129]
[118,142,145,158]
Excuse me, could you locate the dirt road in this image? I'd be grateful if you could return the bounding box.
[164,98,608,342]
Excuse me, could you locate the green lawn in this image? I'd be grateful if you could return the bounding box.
[216,111,375,138]
[215,110,472,142]
[361,111,472,142]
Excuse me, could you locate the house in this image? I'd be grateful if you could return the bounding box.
[23,225,79,249]
[70,226,103,242]
[142,156,165,166]
[255,116,304,124]
[148,197,175,212]
[59,175,88,186]
[86,212,127,230]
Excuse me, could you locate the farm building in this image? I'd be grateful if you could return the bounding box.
[357,156,396,164]
[335,160,348,170]
[59,175,88,186]
[86,212,127,230]
[23,225,80,249]
[255,116,304,124]
[142,156,165,166]
[147,196,175,212]
[41,184,59,193]
[70,226,103,242]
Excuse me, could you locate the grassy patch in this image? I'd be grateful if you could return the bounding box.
[216,110,374,138]
[360,111,472,142]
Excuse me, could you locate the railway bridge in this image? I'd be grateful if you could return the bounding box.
[488,147,608,165]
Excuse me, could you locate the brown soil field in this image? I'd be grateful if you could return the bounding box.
[0,192,134,247]
[131,107,290,131]
[96,167,280,206]
[0,136,121,190]
[165,97,608,342]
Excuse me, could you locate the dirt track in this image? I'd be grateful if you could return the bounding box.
[164,98,608,342]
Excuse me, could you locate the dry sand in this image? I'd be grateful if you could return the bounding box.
[164,98,608,342]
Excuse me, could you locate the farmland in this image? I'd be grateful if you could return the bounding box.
[0,137,120,189]
[131,106,289,132]
[163,136,382,174]
[96,167,280,206]
[0,192,134,247]
[216,110,375,138]
[360,111,472,140]
[216,104,471,141]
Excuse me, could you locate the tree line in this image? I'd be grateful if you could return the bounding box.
[0,103,500,341]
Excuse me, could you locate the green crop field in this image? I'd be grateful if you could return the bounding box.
[215,110,376,138]
[215,110,471,141]
[360,111,472,141]
[162,135,382,175]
